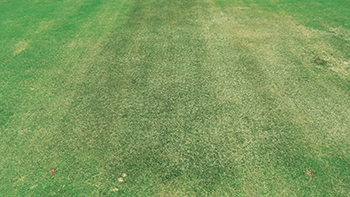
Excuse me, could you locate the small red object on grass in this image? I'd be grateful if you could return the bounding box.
[111,31,114,33]
[50,169,56,175]
[305,169,313,176]
[236,26,238,28]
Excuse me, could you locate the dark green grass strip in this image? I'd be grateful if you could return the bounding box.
[54,0,237,195]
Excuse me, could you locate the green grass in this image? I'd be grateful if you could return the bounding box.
[1,0,350,196]
[215,0,350,30]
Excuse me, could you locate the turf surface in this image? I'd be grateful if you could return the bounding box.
[1,0,350,196]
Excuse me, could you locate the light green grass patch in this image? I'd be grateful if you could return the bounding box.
[0,0,133,195]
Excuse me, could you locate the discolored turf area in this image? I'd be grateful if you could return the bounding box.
[1,0,349,196]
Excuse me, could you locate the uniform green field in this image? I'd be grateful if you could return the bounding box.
[1,0,349,196]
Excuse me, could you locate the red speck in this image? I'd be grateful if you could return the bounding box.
[310,172,313,175]
[111,31,114,33]
[50,169,56,175]
[236,26,238,28]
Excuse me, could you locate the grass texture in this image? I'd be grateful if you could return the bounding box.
[1,0,350,196]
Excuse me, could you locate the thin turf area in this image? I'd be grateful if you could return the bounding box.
[1,0,350,196]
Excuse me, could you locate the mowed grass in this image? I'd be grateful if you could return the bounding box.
[1,0,350,196]
[0,0,133,195]
[216,0,350,31]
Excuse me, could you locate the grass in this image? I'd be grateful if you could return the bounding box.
[216,0,350,30]
[1,0,350,196]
